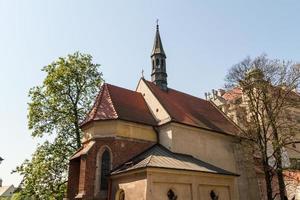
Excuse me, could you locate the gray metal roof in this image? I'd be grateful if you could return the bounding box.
[111,145,238,176]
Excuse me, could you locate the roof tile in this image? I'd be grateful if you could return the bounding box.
[81,83,157,127]
[222,87,243,101]
[144,80,239,135]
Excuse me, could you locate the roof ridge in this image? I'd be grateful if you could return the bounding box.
[91,84,106,120]
[105,84,119,119]
[107,83,142,94]
[157,144,199,159]
[144,80,215,129]
[145,154,154,167]
[111,143,239,176]
[80,84,104,126]
[144,79,208,103]
[111,144,157,172]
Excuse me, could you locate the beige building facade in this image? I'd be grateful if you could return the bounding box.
[111,168,236,200]
[209,87,300,199]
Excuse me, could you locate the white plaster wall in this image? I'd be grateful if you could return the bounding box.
[136,79,171,124]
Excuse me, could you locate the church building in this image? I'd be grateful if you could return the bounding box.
[67,25,260,200]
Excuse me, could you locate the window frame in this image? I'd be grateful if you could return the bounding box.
[94,145,113,197]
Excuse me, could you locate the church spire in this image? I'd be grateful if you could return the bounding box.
[151,22,168,90]
[151,23,166,57]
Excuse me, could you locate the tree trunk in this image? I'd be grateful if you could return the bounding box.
[274,140,286,200]
[262,159,273,200]
[263,92,287,200]
[277,164,286,200]
[73,106,82,149]
[74,120,81,149]
[266,175,273,200]
[272,124,286,199]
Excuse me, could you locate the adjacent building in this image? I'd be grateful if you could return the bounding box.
[0,179,15,198]
[209,86,300,199]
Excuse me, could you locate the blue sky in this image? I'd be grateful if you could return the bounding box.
[1,0,300,186]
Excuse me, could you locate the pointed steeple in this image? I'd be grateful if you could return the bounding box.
[151,22,168,90]
[151,24,166,58]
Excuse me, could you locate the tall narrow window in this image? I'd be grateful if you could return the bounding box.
[100,149,110,190]
[152,60,155,70]
[156,58,160,67]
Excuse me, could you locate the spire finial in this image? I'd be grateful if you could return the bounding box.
[156,19,159,30]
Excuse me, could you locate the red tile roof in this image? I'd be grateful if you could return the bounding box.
[81,83,157,127]
[222,87,243,101]
[82,81,240,136]
[144,80,240,135]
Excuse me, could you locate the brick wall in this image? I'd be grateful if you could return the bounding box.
[67,158,80,199]
[67,137,155,200]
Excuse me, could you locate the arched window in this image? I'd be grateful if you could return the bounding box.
[94,146,112,198]
[100,149,110,190]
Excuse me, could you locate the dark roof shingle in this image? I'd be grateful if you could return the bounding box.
[112,144,238,176]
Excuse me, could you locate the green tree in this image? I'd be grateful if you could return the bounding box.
[14,52,103,199]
